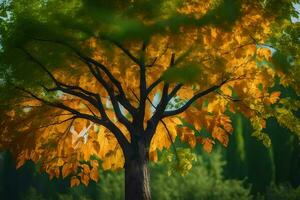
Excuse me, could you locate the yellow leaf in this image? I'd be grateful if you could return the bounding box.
[220,85,232,97]
[257,48,272,60]
[57,158,64,167]
[6,110,16,118]
[91,160,99,168]
[82,164,90,174]
[211,28,218,39]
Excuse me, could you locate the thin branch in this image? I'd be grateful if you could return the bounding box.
[19,47,107,120]
[14,86,98,122]
[14,85,131,154]
[146,96,179,162]
[45,84,99,109]
[146,78,163,95]
[49,113,75,118]
[130,39,148,132]
[130,89,140,102]
[82,102,98,117]
[19,47,58,83]
[163,79,229,117]
[168,83,183,101]
[199,41,255,63]
[84,60,133,132]
[63,118,75,136]
[160,120,179,162]
[83,58,136,115]
[215,91,241,102]
[102,36,142,66]
[33,38,136,116]
[146,53,175,96]
[145,54,177,140]
[37,116,76,130]
[150,53,175,122]
[146,57,158,68]
[146,43,169,67]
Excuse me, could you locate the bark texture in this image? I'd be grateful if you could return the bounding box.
[125,141,151,200]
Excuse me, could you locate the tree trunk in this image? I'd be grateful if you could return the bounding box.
[125,141,151,200]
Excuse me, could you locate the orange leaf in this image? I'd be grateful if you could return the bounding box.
[203,138,214,153]
[70,176,80,187]
[269,91,281,104]
[93,141,100,153]
[62,163,72,179]
[212,126,229,147]
[82,164,90,174]
[80,173,90,186]
[91,160,99,168]
[90,168,99,182]
[149,150,158,162]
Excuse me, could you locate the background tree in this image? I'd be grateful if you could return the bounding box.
[0,0,299,200]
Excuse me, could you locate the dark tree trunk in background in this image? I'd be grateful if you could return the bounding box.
[125,141,151,200]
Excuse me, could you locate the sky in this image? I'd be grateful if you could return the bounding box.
[292,3,300,22]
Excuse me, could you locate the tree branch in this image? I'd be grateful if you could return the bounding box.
[14,85,131,155]
[146,96,179,162]
[199,41,255,63]
[32,38,136,116]
[82,57,136,115]
[37,116,77,130]
[149,54,175,121]
[82,60,133,133]
[43,84,103,117]
[136,41,148,132]
[101,36,142,66]
[160,119,179,162]
[19,47,58,84]
[14,86,99,123]
[163,79,229,117]
[146,78,162,95]
[146,43,169,68]
[168,84,183,101]
[146,53,176,96]
[19,46,108,119]
[145,54,176,139]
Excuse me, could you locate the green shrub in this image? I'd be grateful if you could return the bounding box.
[96,170,125,200]
[151,150,252,200]
[256,184,300,200]
[22,187,45,200]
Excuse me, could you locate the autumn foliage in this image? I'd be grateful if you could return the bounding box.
[0,0,299,191]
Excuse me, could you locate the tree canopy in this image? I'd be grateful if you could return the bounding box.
[0,0,299,189]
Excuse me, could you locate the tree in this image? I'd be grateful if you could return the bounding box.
[0,0,299,199]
